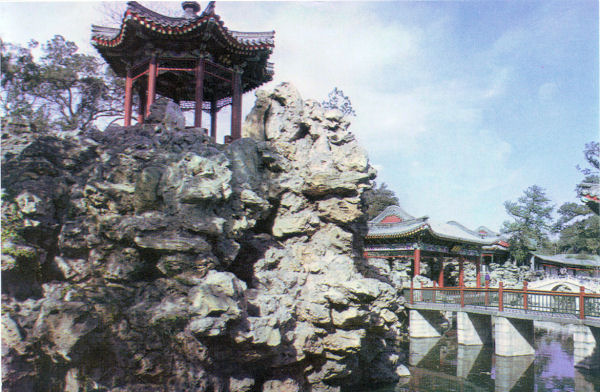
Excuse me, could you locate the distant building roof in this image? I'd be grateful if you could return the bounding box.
[532,253,600,269]
[367,205,508,249]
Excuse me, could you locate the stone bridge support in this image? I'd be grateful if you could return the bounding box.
[456,345,483,379]
[409,309,445,338]
[457,312,492,345]
[409,337,440,366]
[574,325,600,370]
[494,316,535,356]
[494,355,534,392]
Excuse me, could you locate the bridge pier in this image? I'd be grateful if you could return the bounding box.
[409,309,445,338]
[409,337,441,366]
[573,325,600,370]
[456,344,483,379]
[494,316,535,356]
[457,312,492,345]
[494,354,534,392]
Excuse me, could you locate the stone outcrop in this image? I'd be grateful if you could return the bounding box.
[2,83,407,391]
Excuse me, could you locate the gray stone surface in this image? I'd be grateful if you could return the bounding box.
[1,84,406,391]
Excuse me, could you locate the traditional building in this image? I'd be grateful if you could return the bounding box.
[530,253,600,278]
[91,1,275,141]
[364,206,509,287]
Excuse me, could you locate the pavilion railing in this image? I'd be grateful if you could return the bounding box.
[409,281,600,320]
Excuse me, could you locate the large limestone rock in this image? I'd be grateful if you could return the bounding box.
[1,83,405,392]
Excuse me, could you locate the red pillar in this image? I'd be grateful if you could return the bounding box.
[210,99,217,140]
[476,258,481,288]
[413,248,421,277]
[438,258,444,287]
[231,69,242,140]
[498,282,504,311]
[523,281,528,310]
[459,258,464,287]
[579,286,585,319]
[137,88,146,124]
[194,58,205,128]
[146,55,157,116]
[124,68,133,126]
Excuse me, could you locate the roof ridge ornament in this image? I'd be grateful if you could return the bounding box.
[182,1,201,18]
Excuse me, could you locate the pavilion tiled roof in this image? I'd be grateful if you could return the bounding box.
[91,1,275,51]
[369,205,415,224]
[366,205,508,248]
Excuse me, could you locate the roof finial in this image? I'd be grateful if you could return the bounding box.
[182,1,200,18]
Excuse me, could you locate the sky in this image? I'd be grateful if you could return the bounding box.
[1,0,598,231]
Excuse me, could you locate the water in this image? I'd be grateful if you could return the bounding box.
[349,322,600,392]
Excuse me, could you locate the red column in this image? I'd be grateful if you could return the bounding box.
[210,98,217,140]
[124,68,133,126]
[231,69,242,140]
[498,282,504,311]
[137,88,146,124]
[579,286,585,319]
[438,258,444,287]
[194,58,205,128]
[413,248,421,277]
[476,258,481,288]
[459,258,464,287]
[523,281,528,310]
[146,55,157,116]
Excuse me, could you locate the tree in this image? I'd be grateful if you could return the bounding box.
[1,40,50,130]
[1,35,124,131]
[555,212,600,255]
[576,141,599,177]
[501,185,554,265]
[362,182,399,220]
[554,142,600,254]
[321,87,356,117]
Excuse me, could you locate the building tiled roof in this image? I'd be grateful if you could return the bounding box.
[366,205,508,248]
[370,205,415,224]
[532,253,600,269]
[91,1,275,51]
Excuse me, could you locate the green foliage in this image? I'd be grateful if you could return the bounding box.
[501,185,554,265]
[1,35,124,131]
[362,182,399,220]
[321,87,356,117]
[556,215,600,255]
[553,142,600,254]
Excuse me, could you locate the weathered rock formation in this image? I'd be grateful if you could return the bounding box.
[2,83,407,391]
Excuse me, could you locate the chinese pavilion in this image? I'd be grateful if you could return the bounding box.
[365,206,510,287]
[91,1,275,141]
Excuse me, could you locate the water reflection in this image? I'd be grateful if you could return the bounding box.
[351,323,600,392]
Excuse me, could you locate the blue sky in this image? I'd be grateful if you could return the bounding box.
[1,1,598,231]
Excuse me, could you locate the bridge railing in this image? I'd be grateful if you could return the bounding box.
[409,281,600,320]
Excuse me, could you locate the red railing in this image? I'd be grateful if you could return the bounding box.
[409,281,600,320]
